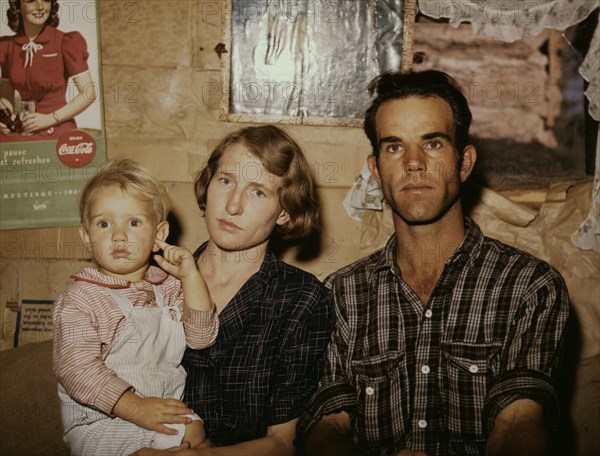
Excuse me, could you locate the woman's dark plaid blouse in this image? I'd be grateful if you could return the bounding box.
[299,219,569,456]
[184,244,333,446]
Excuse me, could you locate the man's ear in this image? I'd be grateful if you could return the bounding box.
[153,221,170,252]
[460,145,477,183]
[275,210,291,227]
[78,224,92,252]
[367,154,381,185]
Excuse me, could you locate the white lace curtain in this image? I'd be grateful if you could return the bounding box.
[418,0,600,251]
[417,0,598,117]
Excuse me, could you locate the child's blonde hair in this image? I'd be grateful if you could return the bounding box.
[79,159,171,226]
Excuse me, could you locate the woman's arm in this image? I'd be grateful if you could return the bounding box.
[20,71,96,133]
[131,419,298,456]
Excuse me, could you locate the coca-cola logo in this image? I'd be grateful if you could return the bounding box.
[58,142,94,155]
[56,129,96,168]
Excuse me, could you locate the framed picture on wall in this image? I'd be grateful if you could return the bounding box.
[0,0,105,230]
[220,0,417,127]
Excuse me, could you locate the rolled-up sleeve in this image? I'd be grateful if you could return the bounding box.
[482,268,569,434]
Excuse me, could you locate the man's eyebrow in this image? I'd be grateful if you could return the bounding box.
[422,131,452,142]
[379,135,402,144]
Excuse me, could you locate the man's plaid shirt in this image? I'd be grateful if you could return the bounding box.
[298,219,569,455]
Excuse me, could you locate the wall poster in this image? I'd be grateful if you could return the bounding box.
[0,0,105,230]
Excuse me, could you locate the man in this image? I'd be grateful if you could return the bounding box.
[298,70,569,456]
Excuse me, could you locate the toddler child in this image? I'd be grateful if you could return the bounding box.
[53,159,218,455]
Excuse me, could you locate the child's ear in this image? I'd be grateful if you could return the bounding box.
[153,221,170,252]
[78,224,92,252]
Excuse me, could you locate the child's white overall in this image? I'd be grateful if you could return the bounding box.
[59,285,198,455]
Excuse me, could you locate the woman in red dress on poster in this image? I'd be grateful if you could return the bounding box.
[0,0,96,141]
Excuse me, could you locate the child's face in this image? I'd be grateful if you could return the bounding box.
[79,185,168,282]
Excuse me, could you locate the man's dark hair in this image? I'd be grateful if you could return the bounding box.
[364,70,472,157]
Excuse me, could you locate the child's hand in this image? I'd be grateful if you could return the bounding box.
[113,391,193,435]
[154,240,199,280]
[154,240,212,313]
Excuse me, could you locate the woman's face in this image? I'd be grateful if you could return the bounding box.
[20,0,51,28]
[204,143,290,253]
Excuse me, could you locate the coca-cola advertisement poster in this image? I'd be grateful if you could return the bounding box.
[0,0,105,230]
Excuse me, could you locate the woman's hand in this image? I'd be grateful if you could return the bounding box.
[113,391,194,435]
[0,98,16,134]
[20,112,55,134]
[0,121,11,135]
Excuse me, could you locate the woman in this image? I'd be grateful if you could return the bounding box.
[134,125,333,455]
[0,0,96,140]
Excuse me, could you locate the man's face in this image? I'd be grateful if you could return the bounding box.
[368,96,475,226]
